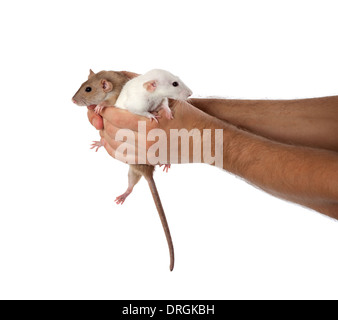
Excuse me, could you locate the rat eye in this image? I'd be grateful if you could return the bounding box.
[172,82,179,87]
[85,87,92,92]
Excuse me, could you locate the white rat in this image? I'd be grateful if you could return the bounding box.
[104,68,193,203]
[95,69,193,121]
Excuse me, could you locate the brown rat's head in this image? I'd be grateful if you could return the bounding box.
[72,69,128,106]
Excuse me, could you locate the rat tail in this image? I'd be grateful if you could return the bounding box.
[146,176,175,272]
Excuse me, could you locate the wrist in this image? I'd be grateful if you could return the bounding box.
[168,100,232,167]
[201,116,233,169]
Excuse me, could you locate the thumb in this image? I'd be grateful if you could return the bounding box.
[87,107,104,130]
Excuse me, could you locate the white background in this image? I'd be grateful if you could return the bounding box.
[1,0,338,300]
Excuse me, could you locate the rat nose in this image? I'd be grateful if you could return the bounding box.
[185,89,193,97]
[72,98,76,104]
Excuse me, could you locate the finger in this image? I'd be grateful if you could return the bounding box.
[100,129,127,152]
[101,123,149,157]
[100,131,139,164]
[101,136,134,164]
[87,108,103,130]
[101,138,116,159]
[103,119,121,139]
[101,107,159,131]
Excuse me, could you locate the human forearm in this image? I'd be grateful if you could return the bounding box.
[191,97,338,152]
[213,119,338,216]
[87,100,338,217]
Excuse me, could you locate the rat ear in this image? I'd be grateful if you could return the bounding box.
[88,69,95,79]
[101,79,113,92]
[143,80,157,93]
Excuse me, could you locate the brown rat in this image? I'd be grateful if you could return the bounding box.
[72,69,129,107]
[72,69,175,271]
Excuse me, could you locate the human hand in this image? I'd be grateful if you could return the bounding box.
[87,71,224,165]
[88,99,216,165]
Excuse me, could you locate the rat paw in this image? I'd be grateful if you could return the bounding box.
[94,104,105,114]
[114,190,132,205]
[114,196,126,205]
[164,110,174,120]
[159,164,171,172]
[148,113,161,123]
[90,141,103,152]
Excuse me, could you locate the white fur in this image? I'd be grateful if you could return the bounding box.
[115,69,192,119]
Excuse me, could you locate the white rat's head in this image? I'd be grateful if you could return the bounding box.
[142,69,192,100]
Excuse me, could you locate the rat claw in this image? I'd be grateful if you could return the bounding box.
[165,110,173,120]
[94,104,105,114]
[149,111,161,122]
[150,115,159,123]
[159,164,171,172]
[115,190,132,205]
[114,198,123,205]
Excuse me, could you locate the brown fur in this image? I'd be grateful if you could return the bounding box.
[72,70,129,107]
